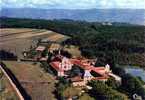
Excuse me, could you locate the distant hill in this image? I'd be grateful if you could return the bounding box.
[1,8,145,25]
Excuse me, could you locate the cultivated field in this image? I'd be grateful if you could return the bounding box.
[3,61,56,100]
[0,28,70,58]
[0,70,19,100]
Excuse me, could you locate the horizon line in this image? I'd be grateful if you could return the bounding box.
[1,7,145,10]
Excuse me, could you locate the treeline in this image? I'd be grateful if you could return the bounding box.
[0,50,17,60]
[1,17,145,67]
[88,80,128,100]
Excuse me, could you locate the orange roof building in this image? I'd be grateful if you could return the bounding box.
[36,46,46,51]
[49,55,121,86]
[49,61,64,76]
[50,57,73,77]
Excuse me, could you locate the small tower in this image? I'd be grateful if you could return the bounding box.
[61,57,73,71]
[83,70,93,82]
[58,49,61,55]
[105,64,111,73]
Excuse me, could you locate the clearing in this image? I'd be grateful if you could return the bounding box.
[64,45,81,58]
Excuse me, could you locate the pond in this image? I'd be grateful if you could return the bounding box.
[124,66,145,82]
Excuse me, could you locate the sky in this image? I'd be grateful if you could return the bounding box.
[0,0,145,9]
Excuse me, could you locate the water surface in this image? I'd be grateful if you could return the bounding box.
[124,66,145,82]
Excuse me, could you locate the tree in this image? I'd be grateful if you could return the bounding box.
[58,77,70,85]
[0,50,17,60]
[88,80,128,100]
[29,49,37,58]
[79,93,95,100]
[62,87,80,99]
[121,74,145,99]
[41,49,48,57]
[106,77,119,89]
[56,77,71,100]
[112,67,126,77]
[60,50,72,58]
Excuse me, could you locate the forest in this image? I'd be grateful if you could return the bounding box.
[1,17,145,67]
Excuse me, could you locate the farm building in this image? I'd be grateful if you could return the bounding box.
[35,46,46,51]
[34,45,47,61]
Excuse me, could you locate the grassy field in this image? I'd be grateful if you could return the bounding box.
[64,45,81,58]
[3,61,57,100]
[0,28,70,58]
[0,70,19,100]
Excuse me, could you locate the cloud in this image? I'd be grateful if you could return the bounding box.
[1,0,145,9]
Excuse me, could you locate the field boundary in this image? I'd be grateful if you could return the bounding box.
[0,63,31,100]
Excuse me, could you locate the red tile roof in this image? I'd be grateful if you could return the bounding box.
[49,61,63,72]
[50,55,110,81]
[36,46,46,51]
[71,59,107,75]
[92,76,108,81]
[40,57,47,61]
[70,59,90,70]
